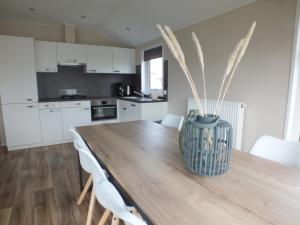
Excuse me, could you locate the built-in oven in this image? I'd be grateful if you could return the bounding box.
[91,99,117,121]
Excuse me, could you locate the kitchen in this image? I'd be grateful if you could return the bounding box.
[0,32,168,150]
[1,0,300,225]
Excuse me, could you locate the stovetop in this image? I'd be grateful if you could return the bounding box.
[60,94,87,99]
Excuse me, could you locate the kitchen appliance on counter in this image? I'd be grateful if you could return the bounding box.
[91,99,117,121]
[59,89,86,99]
[124,85,134,96]
[115,82,124,97]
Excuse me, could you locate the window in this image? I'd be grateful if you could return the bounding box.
[146,57,163,90]
[143,46,163,91]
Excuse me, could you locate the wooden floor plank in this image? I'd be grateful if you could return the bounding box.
[0,143,108,225]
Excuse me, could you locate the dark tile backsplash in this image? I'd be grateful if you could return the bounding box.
[37,66,140,99]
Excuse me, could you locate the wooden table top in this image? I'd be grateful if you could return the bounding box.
[78,121,300,225]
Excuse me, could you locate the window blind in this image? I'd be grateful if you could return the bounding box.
[144,46,162,61]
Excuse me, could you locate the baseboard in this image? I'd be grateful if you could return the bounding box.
[7,140,72,151]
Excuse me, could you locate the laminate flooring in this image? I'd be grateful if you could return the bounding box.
[0,143,108,225]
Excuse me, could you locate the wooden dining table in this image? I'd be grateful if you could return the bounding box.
[78,120,300,225]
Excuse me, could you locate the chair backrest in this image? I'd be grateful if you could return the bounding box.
[69,127,87,150]
[250,135,300,168]
[77,147,107,184]
[161,114,184,130]
[94,180,147,225]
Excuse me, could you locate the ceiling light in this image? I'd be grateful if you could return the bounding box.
[28,7,36,11]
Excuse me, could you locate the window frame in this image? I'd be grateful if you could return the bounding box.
[141,44,164,93]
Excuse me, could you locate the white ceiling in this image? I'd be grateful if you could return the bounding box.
[0,0,257,47]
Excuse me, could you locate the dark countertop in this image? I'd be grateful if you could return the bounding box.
[39,96,167,104]
[118,97,167,103]
[39,96,117,102]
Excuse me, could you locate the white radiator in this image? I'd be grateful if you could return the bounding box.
[188,98,246,150]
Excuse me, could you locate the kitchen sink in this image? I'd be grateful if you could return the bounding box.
[123,96,139,99]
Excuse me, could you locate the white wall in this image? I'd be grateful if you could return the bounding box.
[136,0,297,151]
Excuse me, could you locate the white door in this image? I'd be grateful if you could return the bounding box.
[62,107,91,140]
[118,100,128,122]
[35,41,57,72]
[127,102,141,121]
[40,108,63,143]
[57,43,86,64]
[86,45,113,73]
[112,47,136,74]
[2,104,42,148]
[0,35,38,104]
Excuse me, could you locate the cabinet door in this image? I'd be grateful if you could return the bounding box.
[86,45,112,73]
[127,102,141,121]
[118,100,128,122]
[0,35,38,104]
[2,104,42,148]
[40,108,63,143]
[62,107,91,140]
[57,43,86,64]
[112,48,135,74]
[35,41,57,72]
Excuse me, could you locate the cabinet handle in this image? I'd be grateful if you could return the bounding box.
[77,103,81,105]
[73,59,77,62]
[89,69,97,72]
[26,98,33,101]
[46,68,50,71]
[50,109,61,112]
[45,104,49,107]
[27,105,34,108]
[131,104,136,107]
[84,108,90,110]
[123,108,127,110]
[114,70,121,73]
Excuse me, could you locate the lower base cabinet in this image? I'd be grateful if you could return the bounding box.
[2,103,42,148]
[62,106,91,141]
[40,108,63,143]
[118,100,167,122]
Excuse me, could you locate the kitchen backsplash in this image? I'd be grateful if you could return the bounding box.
[37,66,139,99]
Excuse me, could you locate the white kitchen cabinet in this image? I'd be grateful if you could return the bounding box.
[118,100,128,122]
[127,102,141,121]
[35,41,57,72]
[57,42,86,65]
[118,100,167,122]
[61,101,91,140]
[112,47,135,74]
[86,45,113,73]
[40,107,63,143]
[0,35,38,104]
[2,103,42,148]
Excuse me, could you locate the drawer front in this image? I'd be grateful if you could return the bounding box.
[60,101,91,108]
[39,102,61,109]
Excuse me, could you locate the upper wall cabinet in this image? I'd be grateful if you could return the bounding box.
[35,41,57,72]
[57,43,86,65]
[0,35,38,104]
[86,45,113,73]
[112,47,135,74]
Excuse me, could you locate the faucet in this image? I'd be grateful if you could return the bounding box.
[134,90,144,98]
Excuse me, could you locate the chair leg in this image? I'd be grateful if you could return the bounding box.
[77,175,93,205]
[98,209,111,225]
[111,214,120,225]
[86,189,96,225]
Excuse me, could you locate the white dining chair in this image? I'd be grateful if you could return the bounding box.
[69,127,106,206]
[161,114,184,130]
[250,135,300,168]
[78,147,147,225]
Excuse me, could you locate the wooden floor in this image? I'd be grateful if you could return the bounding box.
[0,143,107,225]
